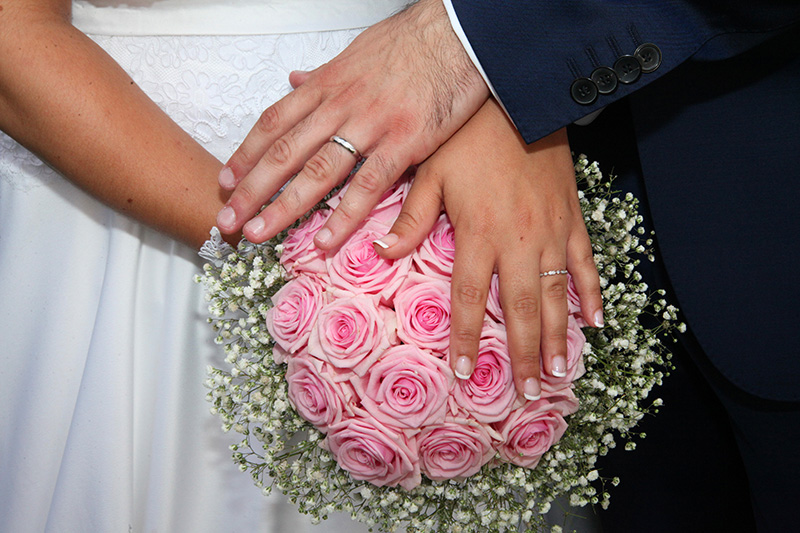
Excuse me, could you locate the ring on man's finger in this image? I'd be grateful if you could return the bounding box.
[540,269,569,278]
[329,135,362,159]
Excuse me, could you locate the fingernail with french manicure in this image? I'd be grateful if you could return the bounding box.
[523,378,541,401]
[594,310,605,328]
[551,355,567,377]
[455,356,473,380]
[243,217,264,236]
[217,206,236,230]
[218,167,235,189]
[373,233,399,250]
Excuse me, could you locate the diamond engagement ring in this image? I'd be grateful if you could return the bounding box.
[540,269,569,278]
[329,135,361,159]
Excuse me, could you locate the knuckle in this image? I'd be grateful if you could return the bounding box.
[544,327,567,346]
[230,146,252,171]
[544,281,567,301]
[231,181,259,209]
[365,152,398,181]
[318,60,343,81]
[451,327,481,347]
[508,295,540,318]
[393,210,423,234]
[232,141,263,172]
[575,248,597,269]
[331,78,364,105]
[584,284,603,299]
[332,198,357,225]
[570,238,599,268]
[513,209,534,231]
[453,281,486,307]
[265,136,294,167]
[274,186,303,215]
[512,351,540,371]
[303,152,337,184]
[255,106,281,135]
[462,212,496,239]
[386,112,422,139]
[352,167,385,196]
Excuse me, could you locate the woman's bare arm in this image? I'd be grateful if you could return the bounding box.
[0,0,232,248]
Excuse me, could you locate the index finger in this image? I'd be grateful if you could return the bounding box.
[219,84,323,190]
[217,94,347,236]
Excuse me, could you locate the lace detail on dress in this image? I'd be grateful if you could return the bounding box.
[198,227,236,267]
[1,30,361,191]
[0,133,62,192]
[98,32,361,160]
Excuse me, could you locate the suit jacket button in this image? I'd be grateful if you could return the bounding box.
[591,66,618,95]
[614,55,641,84]
[635,43,662,73]
[570,77,598,105]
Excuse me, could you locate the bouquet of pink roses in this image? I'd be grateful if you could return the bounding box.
[266,176,586,489]
[199,156,680,532]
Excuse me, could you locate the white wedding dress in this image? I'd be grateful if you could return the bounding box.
[0,1,405,531]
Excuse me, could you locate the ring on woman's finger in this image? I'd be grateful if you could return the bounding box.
[540,269,568,278]
[329,135,362,159]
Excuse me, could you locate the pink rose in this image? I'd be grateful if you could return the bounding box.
[393,273,451,355]
[324,412,421,490]
[450,326,518,423]
[280,209,330,277]
[369,172,413,225]
[286,353,354,431]
[541,315,587,392]
[566,273,582,316]
[307,294,398,379]
[326,182,348,209]
[272,344,291,365]
[494,390,579,468]
[418,418,495,481]
[327,223,412,304]
[412,214,455,280]
[485,274,503,323]
[265,276,326,357]
[566,273,590,328]
[355,344,453,430]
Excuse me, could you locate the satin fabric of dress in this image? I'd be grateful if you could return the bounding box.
[0,1,405,531]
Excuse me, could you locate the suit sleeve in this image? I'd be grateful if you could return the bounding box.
[449,0,800,143]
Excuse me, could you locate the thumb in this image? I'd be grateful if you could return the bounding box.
[373,173,442,259]
[288,70,312,89]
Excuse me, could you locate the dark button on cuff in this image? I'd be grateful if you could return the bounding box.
[570,77,598,105]
[590,66,618,95]
[635,43,662,73]
[614,55,641,84]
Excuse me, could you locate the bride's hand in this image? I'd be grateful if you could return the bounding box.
[376,99,603,399]
[215,0,488,248]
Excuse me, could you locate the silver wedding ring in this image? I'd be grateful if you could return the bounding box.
[329,135,361,159]
[540,269,569,278]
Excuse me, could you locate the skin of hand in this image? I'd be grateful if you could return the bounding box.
[0,0,235,249]
[215,0,489,249]
[375,99,603,399]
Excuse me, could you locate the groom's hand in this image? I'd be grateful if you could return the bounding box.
[216,0,489,248]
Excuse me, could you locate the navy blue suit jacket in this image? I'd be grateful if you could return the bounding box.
[452,1,800,401]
